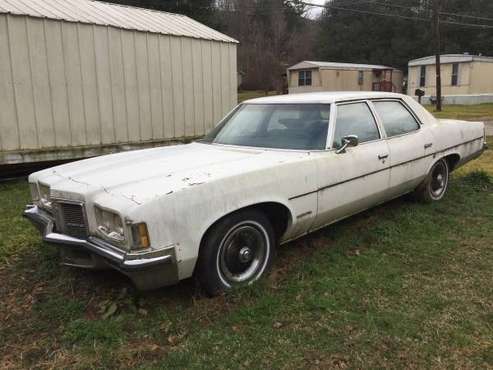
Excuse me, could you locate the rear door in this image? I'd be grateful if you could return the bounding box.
[313,101,391,229]
[370,99,435,196]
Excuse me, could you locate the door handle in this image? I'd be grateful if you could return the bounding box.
[424,143,433,149]
[378,154,389,160]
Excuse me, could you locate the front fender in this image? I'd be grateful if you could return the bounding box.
[127,161,317,280]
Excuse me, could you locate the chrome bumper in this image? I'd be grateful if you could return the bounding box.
[23,204,179,290]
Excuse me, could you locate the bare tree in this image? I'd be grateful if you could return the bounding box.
[218,0,316,92]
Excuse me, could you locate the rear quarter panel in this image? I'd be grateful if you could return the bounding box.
[402,96,485,171]
[429,119,485,171]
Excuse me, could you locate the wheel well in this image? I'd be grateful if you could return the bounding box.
[254,202,292,240]
[444,154,461,171]
[200,202,292,248]
[194,202,291,278]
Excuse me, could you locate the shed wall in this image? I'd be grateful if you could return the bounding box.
[0,14,237,164]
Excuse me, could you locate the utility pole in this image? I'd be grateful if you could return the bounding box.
[433,0,442,111]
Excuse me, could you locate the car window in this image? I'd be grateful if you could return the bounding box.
[201,104,330,150]
[373,101,420,137]
[333,103,380,149]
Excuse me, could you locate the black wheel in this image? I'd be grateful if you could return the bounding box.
[414,158,449,202]
[196,209,276,296]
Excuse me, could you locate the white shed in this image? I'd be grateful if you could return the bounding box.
[0,0,238,165]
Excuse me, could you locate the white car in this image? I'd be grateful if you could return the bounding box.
[24,92,486,295]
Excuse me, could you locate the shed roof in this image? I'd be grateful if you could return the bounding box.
[0,0,238,43]
[288,61,397,71]
[408,54,493,66]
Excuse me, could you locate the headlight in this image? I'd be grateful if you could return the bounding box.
[38,183,52,210]
[29,182,40,202]
[95,206,125,243]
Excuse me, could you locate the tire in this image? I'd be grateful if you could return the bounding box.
[413,158,449,202]
[196,209,276,297]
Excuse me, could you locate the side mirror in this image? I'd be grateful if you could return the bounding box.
[336,135,359,154]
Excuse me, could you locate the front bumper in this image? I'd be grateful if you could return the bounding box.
[23,205,179,290]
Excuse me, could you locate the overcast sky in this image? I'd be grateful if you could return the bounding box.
[305,0,326,19]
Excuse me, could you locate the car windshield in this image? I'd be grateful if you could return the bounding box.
[201,104,330,150]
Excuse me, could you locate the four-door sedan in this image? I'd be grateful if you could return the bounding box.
[24,92,486,296]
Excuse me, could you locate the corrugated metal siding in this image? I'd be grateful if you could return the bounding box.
[0,0,238,43]
[0,14,238,157]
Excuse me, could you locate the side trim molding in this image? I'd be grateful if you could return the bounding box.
[288,136,484,201]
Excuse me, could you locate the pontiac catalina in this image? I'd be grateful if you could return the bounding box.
[24,92,487,296]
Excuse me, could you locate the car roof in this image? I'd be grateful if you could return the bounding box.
[243,91,406,104]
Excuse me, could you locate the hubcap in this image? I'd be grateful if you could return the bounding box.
[217,222,269,286]
[239,246,253,263]
[430,161,448,198]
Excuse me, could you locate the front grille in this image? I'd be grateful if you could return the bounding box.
[57,202,88,239]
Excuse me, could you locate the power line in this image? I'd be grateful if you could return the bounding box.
[315,0,493,23]
[327,0,493,23]
[440,19,493,29]
[439,10,493,23]
[303,1,429,21]
[217,0,493,28]
[224,1,428,21]
[301,1,493,29]
[329,0,425,12]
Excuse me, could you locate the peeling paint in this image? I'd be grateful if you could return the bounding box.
[26,93,486,287]
[121,194,142,205]
[67,176,91,187]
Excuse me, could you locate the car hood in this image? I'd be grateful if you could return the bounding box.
[37,143,306,204]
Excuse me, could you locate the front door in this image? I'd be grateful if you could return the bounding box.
[312,101,391,229]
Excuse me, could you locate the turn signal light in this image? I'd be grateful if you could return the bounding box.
[132,222,150,249]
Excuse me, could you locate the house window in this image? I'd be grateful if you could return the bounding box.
[419,65,426,87]
[298,70,312,86]
[451,63,459,86]
[358,71,364,85]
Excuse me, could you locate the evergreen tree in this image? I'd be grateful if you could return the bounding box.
[316,0,493,71]
[102,0,219,27]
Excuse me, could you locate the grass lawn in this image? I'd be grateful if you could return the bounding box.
[425,103,493,121]
[238,90,277,102]
[1,141,492,367]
